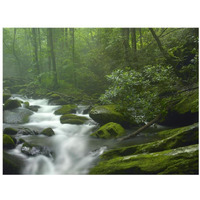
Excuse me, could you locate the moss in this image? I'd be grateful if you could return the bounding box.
[41,128,55,136]
[23,101,30,108]
[3,93,11,103]
[91,122,126,139]
[90,144,198,174]
[54,104,77,115]
[4,99,21,110]
[3,134,15,149]
[101,123,198,160]
[50,93,61,99]
[60,114,88,124]
[3,127,18,135]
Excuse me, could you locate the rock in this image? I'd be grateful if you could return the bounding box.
[28,105,40,112]
[23,101,29,108]
[3,134,15,149]
[83,105,92,114]
[21,142,53,157]
[3,108,33,124]
[3,93,11,103]
[89,105,135,127]
[41,128,55,136]
[17,128,39,135]
[90,122,126,139]
[160,89,198,126]
[101,123,198,160]
[3,127,18,135]
[54,104,77,115]
[60,114,88,124]
[89,144,198,174]
[4,99,21,110]
[3,151,25,174]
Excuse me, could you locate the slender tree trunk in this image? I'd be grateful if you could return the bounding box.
[139,28,143,49]
[32,28,40,77]
[48,28,58,88]
[118,114,162,141]
[130,28,137,61]
[47,29,52,72]
[38,28,42,72]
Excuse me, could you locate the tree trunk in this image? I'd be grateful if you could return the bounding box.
[118,114,162,141]
[32,28,40,77]
[47,29,52,72]
[130,28,137,62]
[48,28,58,88]
[139,28,143,49]
[38,28,42,72]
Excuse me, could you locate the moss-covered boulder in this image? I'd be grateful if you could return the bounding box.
[3,134,16,149]
[21,142,53,157]
[90,144,198,174]
[3,93,11,103]
[60,114,88,124]
[23,101,30,108]
[91,122,126,139]
[3,127,18,135]
[4,99,21,110]
[89,105,134,127]
[160,89,198,126]
[54,104,77,115]
[3,151,24,174]
[41,128,55,136]
[101,123,198,160]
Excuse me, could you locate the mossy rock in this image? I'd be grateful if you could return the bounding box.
[101,123,198,160]
[4,99,21,110]
[41,128,55,136]
[3,151,24,174]
[23,101,30,108]
[54,104,77,115]
[3,134,16,149]
[91,122,126,139]
[60,114,88,124]
[89,144,198,174]
[3,93,11,103]
[160,89,198,126]
[3,127,18,135]
[49,93,61,100]
[89,105,133,127]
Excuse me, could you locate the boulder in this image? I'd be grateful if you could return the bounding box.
[3,134,15,149]
[3,108,33,124]
[3,127,18,135]
[3,93,11,103]
[3,151,25,174]
[101,123,198,160]
[21,142,53,157]
[160,89,198,126]
[89,105,135,127]
[28,105,40,112]
[41,128,55,136]
[4,99,21,110]
[54,104,77,115]
[90,122,126,139]
[60,114,88,124]
[89,144,198,174]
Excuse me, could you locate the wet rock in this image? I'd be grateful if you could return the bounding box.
[3,108,33,124]
[4,99,21,110]
[41,128,55,137]
[28,105,40,112]
[3,151,25,174]
[21,142,53,157]
[3,127,18,135]
[3,134,15,149]
[90,122,126,139]
[90,144,198,174]
[3,93,11,103]
[54,104,77,115]
[17,128,39,135]
[60,114,88,124]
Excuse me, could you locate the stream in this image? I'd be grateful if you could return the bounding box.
[3,94,167,175]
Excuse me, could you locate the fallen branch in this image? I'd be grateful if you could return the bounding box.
[118,114,162,141]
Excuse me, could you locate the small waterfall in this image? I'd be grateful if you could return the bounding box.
[6,95,106,175]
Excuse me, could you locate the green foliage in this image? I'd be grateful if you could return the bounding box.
[100,65,179,123]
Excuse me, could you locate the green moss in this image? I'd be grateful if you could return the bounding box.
[23,101,30,108]
[4,99,21,110]
[90,144,198,174]
[174,90,198,114]
[101,123,198,160]
[50,94,61,99]
[3,127,18,135]
[3,93,11,103]
[91,122,126,139]
[60,114,88,124]
[41,128,55,136]
[3,134,15,149]
[54,104,77,115]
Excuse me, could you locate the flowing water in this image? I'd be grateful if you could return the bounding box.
[4,94,166,175]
